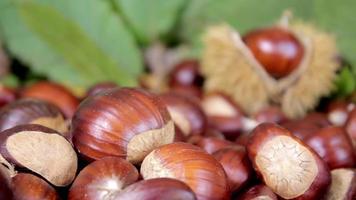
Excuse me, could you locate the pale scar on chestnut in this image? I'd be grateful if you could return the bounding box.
[255,136,318,199]
[326,169,354,200]
[202,96,237,117]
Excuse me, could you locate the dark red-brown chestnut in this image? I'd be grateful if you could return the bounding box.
[20,81,79,118]
[243,27,304,79]
[247,123,331,199]
[68,157,139,200]
[0,165,13,199]
[236,184,278,200]
[71,88,175,164]
[189,136,237,154]
[212,147,253,193]
[305,126,356,169]
[169,59,204,88]
[303,112,331,128]
[115,178,197,200]
[0,86,16,108]
[12,173,59,200]
[160,92,206,137]
[325,168,356,200]
[345,108,356,146]
[0,124,77,186]
[141,142,230,200]
[0,99,68,136]
[327,100,354,126]
[253,106,288,124]
[281,120,320,140]
[86,81,118,97]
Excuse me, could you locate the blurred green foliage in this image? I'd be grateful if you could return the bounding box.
[0,0,355,96]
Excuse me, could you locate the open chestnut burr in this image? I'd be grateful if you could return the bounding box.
[247,123,331,199]
[140,142,230,200]
[0,124,77,187]
[71,88,175,164]
[0,99,68,135]
[325,168,356,200]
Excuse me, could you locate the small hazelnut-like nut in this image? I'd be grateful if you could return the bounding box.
[213,147,253,193]
[327,100,354,126]
[0,124,77,186]
[325,168,356,200]
[71,88,175,164]
[161,92,206,137]
[247,123,331,199]
[0,86,16,108]
[115,178,197,200]
[68,157,139,200]
[141,142,230,200]
[201,92,244,139]
[12,173,59,200]
[20,81,79,118]
[243,27,304,79]
[189,136,237,154]
[169,59,204,88]
[236,184,278,200]
[305,126,356,169]
[0,164,13,199]
[86,81,118,97]
[0,99,68,136]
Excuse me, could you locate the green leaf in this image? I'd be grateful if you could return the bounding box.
[115,0,188,45]
[0,0,143,88]
[180,0,313,45]
[334,67,356,97]
[0,74,19,88]
[314,0,356,73]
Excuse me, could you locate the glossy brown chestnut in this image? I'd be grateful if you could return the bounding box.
[169,59,204,88]
[0,165,13,199]
[327,100,354,126]
[0,86,16,108]
[141,142,230,200]
[189,136,237,154]
[68,157,139,200]
[12,173,59,200]
[247,123,331,199]
[305,126,356,169]
[303,112,331,128]
[115,178,197,200]
[71,88,175,164]
[253,106,288,124]
[0,99,68,135]
[201,92,244,139]
[161,92,206,137]
[0,124,77,186]
[20,81,79,118]
[86,81,119,97]
[325,168,356,200]
[236,184,277,200]
[345,108,356,146]
[170,85,203,99]
[281,120,320,140]
[243,27,304,79]
[213,147,253,192]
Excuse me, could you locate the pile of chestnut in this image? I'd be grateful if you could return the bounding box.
[0,61,355,200]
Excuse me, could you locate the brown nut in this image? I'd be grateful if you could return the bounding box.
[115,178,197,200]
[0,164,13,199]
[253,106,288,124]
[161,92,206,137]
[169,59,204,88]
[325,168,356,200]
[247,123,331,199]
[305,126,356,169]
[0,86,16,108]
[85,81,118,97]
[12,173,59,200]
[0,124,77,186]
[327,100,354,126]
[303,112,331,128]
[141,142,230,200]
[189,136,237,154]
[71,88,175,164]
[0,99,68,136]
[68,157,139,200]
[281,120,320,140]
[345,108,356,146]
[20,81,79,118]
[236,184,278,200]
[212,147,254,192]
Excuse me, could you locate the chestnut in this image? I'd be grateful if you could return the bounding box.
[345,108,356,146]
[160,92,206,137]
[305,126,356,169]
[281,120,320,140]
[189,136,237,154]
[71,88,175,164]
[20,81,79,118]
[115,178,196,200]
[201,92,244,139]
[169,59,204,88]
[325,168,356,200]
[170,85,203,99]
[327,100,354,126]
[247,123,331,199]
[141,142,230,200]
[303,112,331,128]
[0,99,68,135]
[236,184,277,200]
[243,27,304,79]
[86,81,118,97]
[12,173,59,200]
[68,157,139,200]
[0,124,77,186]
[0,86,16,108]
[253,106,288,124]
[0,164,13,199]
[212,147,254,193]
